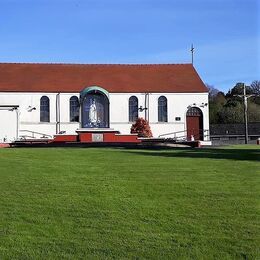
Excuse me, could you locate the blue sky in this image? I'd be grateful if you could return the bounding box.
[0,0,259,92]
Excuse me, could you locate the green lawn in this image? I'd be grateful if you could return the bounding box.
[0,145,259,259]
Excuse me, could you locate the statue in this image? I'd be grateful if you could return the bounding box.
[89,99,98,124]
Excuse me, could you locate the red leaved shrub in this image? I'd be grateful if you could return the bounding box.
[130,117,153,137]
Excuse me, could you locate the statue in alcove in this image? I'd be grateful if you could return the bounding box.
[89,99,98,124]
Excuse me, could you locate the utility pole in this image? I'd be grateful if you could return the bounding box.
[191,44,194,65]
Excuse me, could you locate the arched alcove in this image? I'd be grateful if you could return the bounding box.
[80,86,109,128]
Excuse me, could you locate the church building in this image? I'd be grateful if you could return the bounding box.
[0,63,209,143]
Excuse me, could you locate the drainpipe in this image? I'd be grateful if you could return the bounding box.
[79,94,82,129]
[15,108,19,140]
[56,93,60,134]
[147,93,150,122]
[144,93,149,122]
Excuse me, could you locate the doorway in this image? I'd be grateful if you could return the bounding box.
[186,107,203,141]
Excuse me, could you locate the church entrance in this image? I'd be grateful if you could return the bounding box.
[81,87,109,128]
[186,107,203,141]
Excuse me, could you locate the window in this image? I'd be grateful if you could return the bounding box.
[129,96,138,122]
[40,96,50,122]
[70,96,79,122]
[158,96,167,122]
[186,107,202,116]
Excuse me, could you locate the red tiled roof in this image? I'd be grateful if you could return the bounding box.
[0,63,208,93]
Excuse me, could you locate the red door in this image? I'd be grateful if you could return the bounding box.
[187,116,200,140]
[186,107,203,141]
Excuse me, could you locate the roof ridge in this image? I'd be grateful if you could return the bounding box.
[0,62,192,66]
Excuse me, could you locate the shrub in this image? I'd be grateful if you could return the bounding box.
[130,117,153,137]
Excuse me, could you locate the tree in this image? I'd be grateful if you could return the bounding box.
[130,118,153,137]
[248,101,260,122]
[208,81,260,124]
[218,102,244,123]
[249,80,260,105]
[250,80,260,95]
[226,82,255,99]
[207,84,227,124]
[206,84,220,102]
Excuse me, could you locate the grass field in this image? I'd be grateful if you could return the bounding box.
[0,145,259,259]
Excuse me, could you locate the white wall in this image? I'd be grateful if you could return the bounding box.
[0,91,209,141]
[0,109,17,142]
[110,92,209,139]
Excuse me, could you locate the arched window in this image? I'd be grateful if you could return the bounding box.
[186,107,202,116]
[70,96,79,122]
[40,96,50,122]
[158,96,167,122]
[129,96,138,122]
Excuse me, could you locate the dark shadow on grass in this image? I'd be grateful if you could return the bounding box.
[123,147,260,162]
[10,143,260,162]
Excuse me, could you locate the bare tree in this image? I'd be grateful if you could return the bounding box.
[206,84,220,101]
[250,80,260,95]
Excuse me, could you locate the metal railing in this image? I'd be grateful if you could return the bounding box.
[159,129,210,141]
[159,129,187,138]
[19,130,52,139]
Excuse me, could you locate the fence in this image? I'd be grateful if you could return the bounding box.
[210,123,260,145]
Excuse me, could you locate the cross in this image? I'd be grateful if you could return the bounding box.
[191,44,194,65]
[235,83,258,144]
